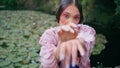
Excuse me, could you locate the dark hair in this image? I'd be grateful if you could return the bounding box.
[56,0,84,24]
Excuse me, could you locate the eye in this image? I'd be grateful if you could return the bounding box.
[63,14,69,19]
[74,16,80,21]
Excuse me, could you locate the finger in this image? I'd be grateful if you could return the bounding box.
[79,39,87,52]
[70,23,80,32]
[61,25,75,33]
[60,43,66,61]
[77,42,85,56]
[65,42,71,68]
[71,41,78,67]
[61,25,69,31]
[69,22,77,28]
[67,25,74,33]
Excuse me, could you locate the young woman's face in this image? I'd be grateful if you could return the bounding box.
[59,4,80,26]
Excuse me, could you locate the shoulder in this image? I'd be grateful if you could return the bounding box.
[43,27,56,34]
[39,27,58,45]
[41,27,59,37]
[78,24,96,35]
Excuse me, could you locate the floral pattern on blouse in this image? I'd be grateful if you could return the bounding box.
[39,24,96,68]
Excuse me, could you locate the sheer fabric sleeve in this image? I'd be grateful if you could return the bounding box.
[39,28,58,68]
[77,25,96,67]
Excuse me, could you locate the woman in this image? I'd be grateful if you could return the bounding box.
[39,0,96,68]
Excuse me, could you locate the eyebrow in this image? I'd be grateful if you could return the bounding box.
[75,14,80,17]
[62,12,70,15]
[63,11,80,17]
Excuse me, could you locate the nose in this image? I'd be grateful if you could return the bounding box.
[67,18,75,24]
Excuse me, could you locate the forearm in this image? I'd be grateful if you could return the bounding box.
[54,41,62,63]
[40,45,58,68]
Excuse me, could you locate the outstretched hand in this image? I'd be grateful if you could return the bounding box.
[55,23,86,67]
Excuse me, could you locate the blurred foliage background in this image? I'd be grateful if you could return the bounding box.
[0,0,120,68]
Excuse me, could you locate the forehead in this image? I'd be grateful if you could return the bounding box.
[62,4,80,15]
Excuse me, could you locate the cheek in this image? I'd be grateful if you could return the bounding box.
[59,16,67,25]
[76,20,80,24]
[74,18,80,24]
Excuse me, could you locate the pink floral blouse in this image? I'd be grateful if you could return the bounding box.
[39,24,96,68]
